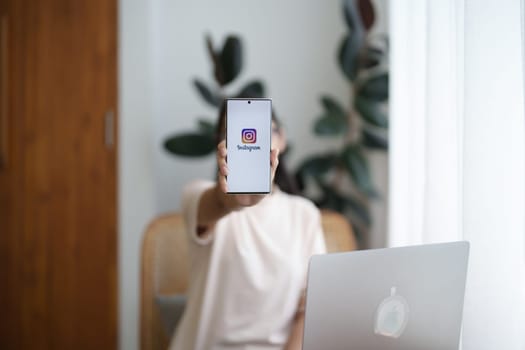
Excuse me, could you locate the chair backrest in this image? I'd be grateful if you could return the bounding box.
[140,210,357,350]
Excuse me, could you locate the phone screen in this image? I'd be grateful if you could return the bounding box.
[226,98,272,194]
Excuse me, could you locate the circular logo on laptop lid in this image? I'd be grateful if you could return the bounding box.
[374,287,409,338]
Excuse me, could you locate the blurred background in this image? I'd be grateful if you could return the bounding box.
[1,0,524,349]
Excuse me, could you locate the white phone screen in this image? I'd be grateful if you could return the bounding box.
[226,98,272,194]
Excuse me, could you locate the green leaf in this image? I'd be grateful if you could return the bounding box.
[341,145,375,195]
[236,81,265,98]
[362,128,388,150]
[320,95,346,118]
[362,45,384,68]
[205,34,227,87]
[359,73,388,101]
[340,0,365,81]
[297,154,338,178]
[219,36,242,86]
[193,79,222,107]
[197,119,216,137]
[205,34,218,68]
[319,193,346,212]
[164,133,215,157]
[338,35,361,81]
[343,0,365,34]
[315,181,347,212]
[313,181,371,223]
[314,112,348,136]
[367,46,384,57]
[343,194,371,225]
[355,96,388,128]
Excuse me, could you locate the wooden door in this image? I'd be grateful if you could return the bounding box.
[0,0,118,349]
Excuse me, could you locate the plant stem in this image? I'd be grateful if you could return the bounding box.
[346,85,360,145]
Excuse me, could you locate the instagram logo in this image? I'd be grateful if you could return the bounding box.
[241,129,257,144]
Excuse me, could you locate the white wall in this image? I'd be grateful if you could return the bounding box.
[119,1,389,350]
[119,1,155,349]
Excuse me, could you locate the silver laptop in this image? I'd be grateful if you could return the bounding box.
[302,241,469,350]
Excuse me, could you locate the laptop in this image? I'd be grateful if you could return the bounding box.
[302,241,469,350]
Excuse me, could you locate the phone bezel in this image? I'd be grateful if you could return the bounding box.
[225,98,273,194]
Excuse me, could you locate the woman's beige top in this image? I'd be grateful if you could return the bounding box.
[170,180,326,350]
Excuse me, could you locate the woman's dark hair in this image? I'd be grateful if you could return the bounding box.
[216,101,300,195]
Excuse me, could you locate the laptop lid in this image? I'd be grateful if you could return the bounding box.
[302,241,470,350]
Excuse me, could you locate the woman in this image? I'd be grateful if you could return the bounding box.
[170,102,326,350]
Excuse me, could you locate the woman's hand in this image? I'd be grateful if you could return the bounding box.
[216,139,279,209]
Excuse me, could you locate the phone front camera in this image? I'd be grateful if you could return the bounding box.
[248,100,251,104]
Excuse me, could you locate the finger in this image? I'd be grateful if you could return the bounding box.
[219,163,228,177]
[216,140,226,162]
[270,148,280,181]
[217,140,227,158]
[218,171,228,193]
[218,159,228,174]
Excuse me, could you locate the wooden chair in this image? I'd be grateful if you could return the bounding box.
[140,210,357,350]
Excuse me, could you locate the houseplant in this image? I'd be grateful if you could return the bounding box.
[163,0,389,242]
[163,34,266,156]
[295,0,389,240]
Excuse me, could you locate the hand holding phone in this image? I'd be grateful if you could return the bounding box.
[216,140,279,208]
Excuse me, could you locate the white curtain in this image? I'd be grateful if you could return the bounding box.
[389,0,525,348]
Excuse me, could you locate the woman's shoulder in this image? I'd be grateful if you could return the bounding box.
[276,190,320,215]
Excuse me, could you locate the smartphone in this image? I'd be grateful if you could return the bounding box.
[226,98,272,194]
